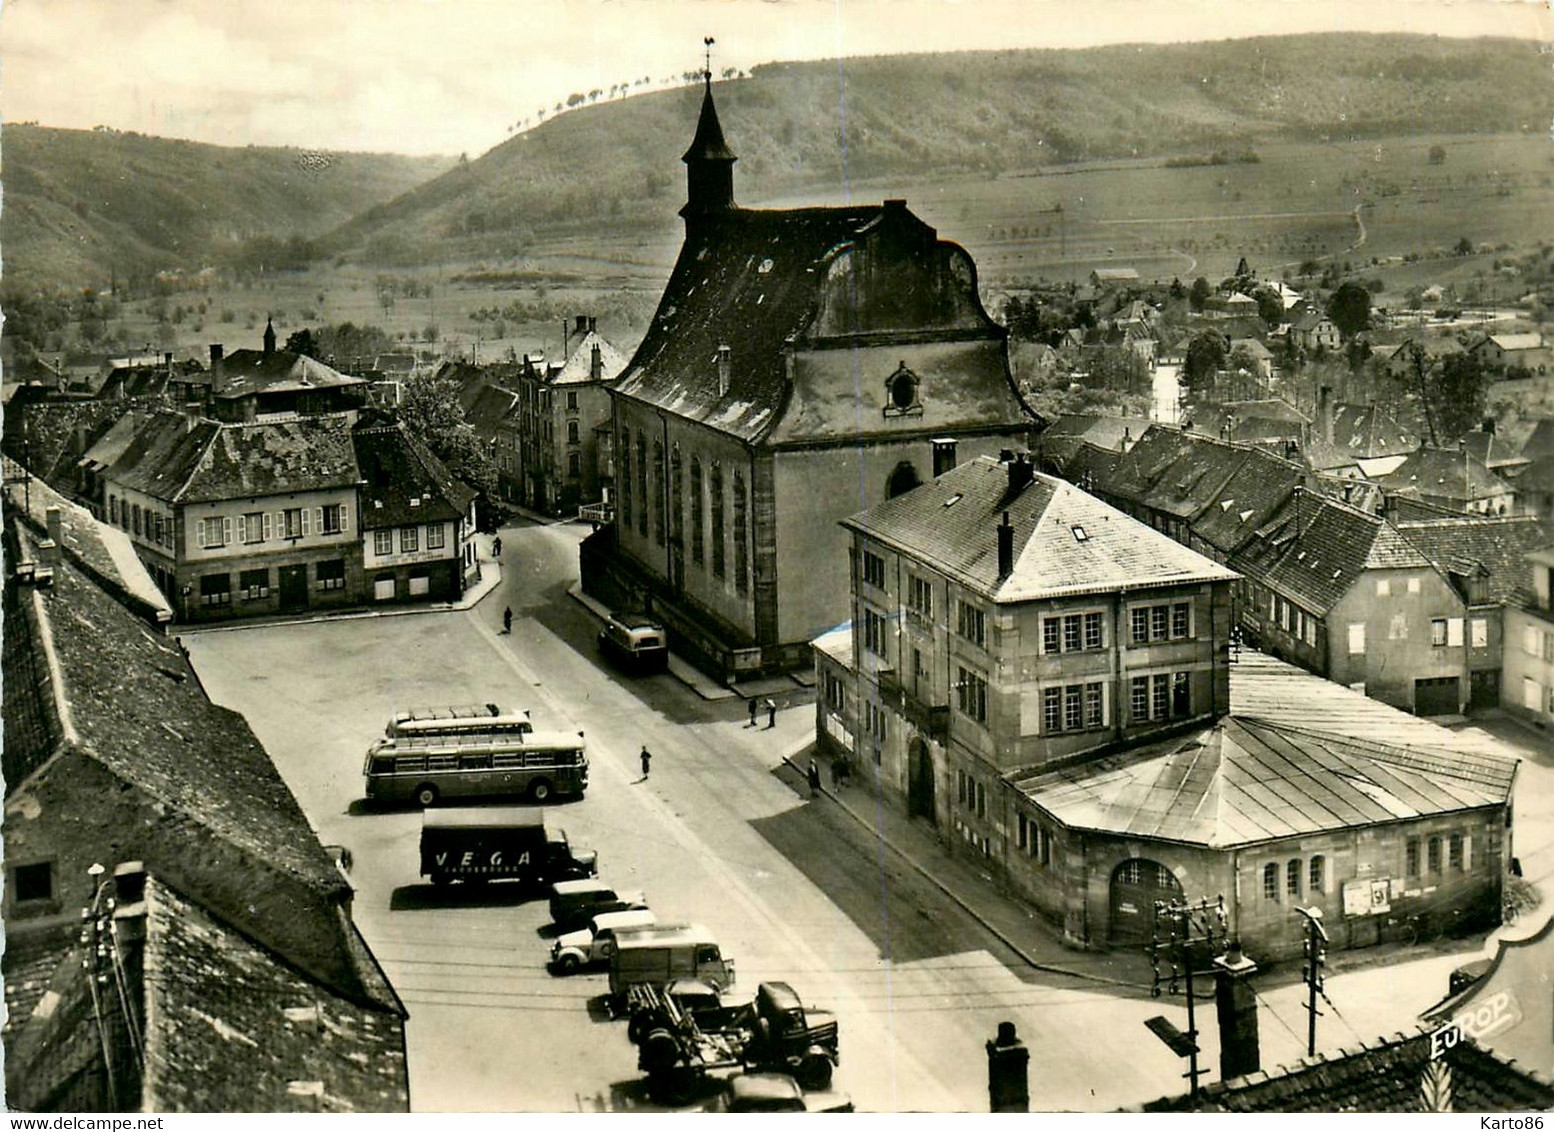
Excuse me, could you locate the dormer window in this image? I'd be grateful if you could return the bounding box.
[883,361,922,418]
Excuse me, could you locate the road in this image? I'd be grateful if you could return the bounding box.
[181,518,1539,1112]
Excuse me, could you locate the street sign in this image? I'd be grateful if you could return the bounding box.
[1145,1015,1200,1058]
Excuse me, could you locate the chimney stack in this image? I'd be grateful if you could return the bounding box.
[588,316,597,334]
[209,344,225,395]
[590,343,603,382]
[717,344,732,396]
[1213,942,1261,1081]
[1007,451,1034,495]
[111,861,148,945]
[575,315,588,336]
[996,511,1015,579]
[931,437,958,478]
[1483,417,1496,435]
[184,402,202,434]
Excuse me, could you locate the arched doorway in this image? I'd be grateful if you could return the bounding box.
[886,461,922,499]
[907,736,935,820]
[1109,858,1183,946]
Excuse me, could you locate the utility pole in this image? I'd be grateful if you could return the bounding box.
[1145,895,1230,1103]
[1295,905,1328,1057]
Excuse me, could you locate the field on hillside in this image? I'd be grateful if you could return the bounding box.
[102,132,1551,368]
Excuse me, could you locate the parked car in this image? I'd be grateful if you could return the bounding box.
[549,878,647,932]
[598,611,669,672]
[550,909,659,975]
[708,1073,854,1113]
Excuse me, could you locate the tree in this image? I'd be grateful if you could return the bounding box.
[1428,144,1447,165]
[1189,276,1212,311]
[1433,351,1490,443]
[1182,329,1229,395]
[1253,286,1284,328]
[1088,345,1149,395]
[1326,281,1372,340]
[397,372,497,497]
[284,328,318,358]
[1455,236,1475,257]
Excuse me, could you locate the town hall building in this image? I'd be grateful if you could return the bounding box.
[583,73,1041,679]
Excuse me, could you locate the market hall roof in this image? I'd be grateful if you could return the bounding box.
[842,454,1237,603]
[1012,713,1516,850]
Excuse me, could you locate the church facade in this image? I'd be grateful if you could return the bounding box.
[586,76,1041,679]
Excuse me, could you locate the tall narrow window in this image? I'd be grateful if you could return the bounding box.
[691,458,704,566]
[636,434,648,537]
[1286,859,1301,898]
[669,444,683,552]
[620,431,633,530]
[1427,835,1441,874]
[710,463,726,579]
[652,440,665,546]
[1263,863,1278,901]
[733,471,749,596]
[1309,855,1325,893]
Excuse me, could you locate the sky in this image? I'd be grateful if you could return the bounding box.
[2,0,1548,157]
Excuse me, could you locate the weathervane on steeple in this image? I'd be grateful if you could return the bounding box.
[703,36,715,84]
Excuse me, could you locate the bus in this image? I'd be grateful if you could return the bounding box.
[385,704,535,741]
[363,729,588,807]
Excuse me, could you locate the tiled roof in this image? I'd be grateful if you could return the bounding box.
[1483,333,1544,352]
[1461,429,1529,471]
[1515,454,1554,494]
[1014,712,1515,849]
[1041,414,1151,452]
[1192,447,1306,557]
[1222,398,1303,423]
[1143,1028,1554,1112]
[1,398,154,485]
[353,421,475,528]
[3,546,398,1013]
[1051,440,1126,490]
[461,383,520,439]
[214,349,364,399]
[1108,427,1252,521]
[183,416,361,503]
[1519,418,1554,462]
[844,455,1236,603]
[1228,492,1427,615]
[1395,515,1553,605]
[1326,402,1418,459]
[552,330,628,386]
[1381,446,1512,506]
[106,411,223,500]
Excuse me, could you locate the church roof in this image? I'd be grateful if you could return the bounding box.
[682,78,737,163]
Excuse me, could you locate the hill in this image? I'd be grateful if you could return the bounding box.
[322,32,1550,265]
[0,124,452,287]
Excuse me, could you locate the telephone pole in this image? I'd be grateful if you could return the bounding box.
[1145,894,1230,1102]
[1295,905,1328,1056]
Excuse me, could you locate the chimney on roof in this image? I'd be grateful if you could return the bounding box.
[1007,451,1034,495]
[997,510,1015,579]
[1482,417,1496,435]
[1318,383,1334,446]
[164,351,174,373]
[1121,427,1133,451]
[931,437,958,477]
[1284,438,1300,460]
[111,861,148,945]
[575,314,588,336]
[590,343,603,382]
[717,344,732,396]
[184,402,202,434]
[209,344,225,395]
[589,316,597,334]
[1213,941,1261,1080]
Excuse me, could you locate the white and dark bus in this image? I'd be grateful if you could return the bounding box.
[364,729,588,807]
[385,704,535,742]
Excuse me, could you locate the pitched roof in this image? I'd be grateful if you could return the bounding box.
[184,416,362,503]
[1107,426,1252,521]
[1228,492,1431,615]
[1483,332,1544,351]
[843,455,1236,603]
[214,348,364,400]
[1040,413,1150,453]
[461,382,520,439]
[1191,446,1306,557]
[106,411,222,501]
[352,421,476,528]
[1017,715,1512,848]
[1395,515,1553,605]
[1519,418,1554,462]
[552,329,629,386]
[2,542,399,1014]
[1142,1028,1554,1112]
[1461,428,1529,472]
[1381,446,1513,506]
[1326,401,1418,459]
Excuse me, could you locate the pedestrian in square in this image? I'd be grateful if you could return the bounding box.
[502,606,513,634]
[492,535,502,559]
[765,698,777,729]
[747,697,759,728]
[640,746,652,779]
[831,756,845,790]
[806,758,821,798]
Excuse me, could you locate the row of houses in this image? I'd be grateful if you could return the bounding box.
[3,482,409,1110]
[1042,422,1553,721]
[813,450,1521,962]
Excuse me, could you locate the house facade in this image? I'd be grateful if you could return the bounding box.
[832,453,1236,847]
[588,75,1039,678]
[1504,546,1554,728]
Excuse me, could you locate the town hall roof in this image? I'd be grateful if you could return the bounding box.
[843,454,1236,603]
[352,420,475,528]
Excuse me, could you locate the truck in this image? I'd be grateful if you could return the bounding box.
[630,980,841,1103]
[607,924,735,1002]
[419,808,596,887]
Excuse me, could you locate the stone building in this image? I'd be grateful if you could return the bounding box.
[586,74,1039,679]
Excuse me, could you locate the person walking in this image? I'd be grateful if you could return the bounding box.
[747,697,759,728]
[765,698,777,730]
[492,536,502,559]
[502,606,513,634]
[806,758,821,798]
[639,746,652,779]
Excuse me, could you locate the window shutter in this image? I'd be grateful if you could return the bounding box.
[302,508,311,536]
[263,512,273,540]
[1526,626,1541,656]
[1447,618,1464,647]
[340,504,349,534]
[1462,835,1471,872]
[237,515,247,543]
[316,507,324,534]
[223,517,232,545]
[195,518,206,546]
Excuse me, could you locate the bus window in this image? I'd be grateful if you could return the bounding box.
[459,753,489,770]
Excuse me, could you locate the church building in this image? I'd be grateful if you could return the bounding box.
[585,73,1041,678]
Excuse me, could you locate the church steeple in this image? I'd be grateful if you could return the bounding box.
[263,316,276,356]
[680,43,736,224]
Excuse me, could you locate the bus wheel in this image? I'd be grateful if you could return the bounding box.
[415,784,439,808]
[529,778,553,803]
